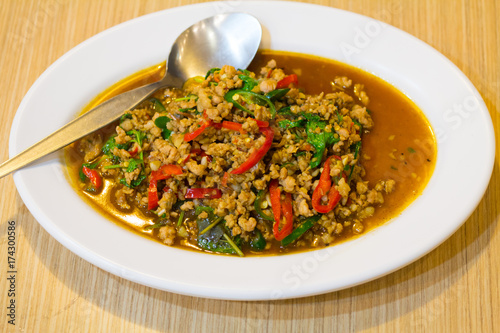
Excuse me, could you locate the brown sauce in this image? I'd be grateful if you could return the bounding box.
[64,50,436,255]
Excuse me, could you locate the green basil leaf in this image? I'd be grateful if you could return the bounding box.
[150,98,166,111]
[154,116,170,129]
[205,68,221,79]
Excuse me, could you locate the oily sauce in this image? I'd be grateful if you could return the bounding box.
[250,51,436,240]
[64,50,436,254]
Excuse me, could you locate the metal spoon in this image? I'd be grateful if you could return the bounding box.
[0,12,262,178]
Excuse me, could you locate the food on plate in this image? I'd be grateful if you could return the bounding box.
[65,51,436,256]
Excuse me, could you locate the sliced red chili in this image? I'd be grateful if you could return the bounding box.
[187,149,212,163]
[147,178,159,210]
[275,192,293,241]
[222,119,268,133]
[222,121,246,133]
[221,172,229,186]
[269,179,281,224]
[254,119,269,128]
[276,74,298,89]
[82,166,102,189]
[185,188,222,199]
[231,127,274,174]
[184,119,213,142]
[182,154,192,164]
[311,156,341,213]
[154,164,183,180]
[148,164,183,210]
[269,180,293,241]
[128,144,139,157]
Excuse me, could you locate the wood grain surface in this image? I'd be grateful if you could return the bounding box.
[1,0,499,332]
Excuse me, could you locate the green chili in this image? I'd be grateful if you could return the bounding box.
[281,215,321,247]
[265,88,290,101]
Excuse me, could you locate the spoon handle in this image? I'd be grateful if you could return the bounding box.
[0,81,163,179]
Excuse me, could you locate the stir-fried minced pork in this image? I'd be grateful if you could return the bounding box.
[76,60,395,256]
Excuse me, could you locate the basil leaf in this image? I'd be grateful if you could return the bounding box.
[154,116,170,129]
[120,113,132,123]
[278,118,306,130]
[224,89,277,118]
[150,98,166,111]
[265,88,290,101]
[154,116,172,140]
[102,136,129,156]
[125,158,142,173]
[119,173,146,188]
[303,114,338,168]
[238,74,259,91]
[249,229,266,251]
[205,68,221,79]
[197,218,239,254]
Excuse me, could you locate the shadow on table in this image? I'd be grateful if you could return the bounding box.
[18,161,499,331]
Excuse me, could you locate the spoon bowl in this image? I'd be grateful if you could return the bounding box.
[165,13,262,87]
[0,12,262,178]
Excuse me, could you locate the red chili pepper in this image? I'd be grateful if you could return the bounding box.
[148,178,159,210]
[269,180,293,241]
[276,74,298,89]
[82,166,102,189]
[190,149,201,155]
[269,179,281,224]
[311,156,341,213]
[222,119,268,133]
[129,144,139,157]
[231,127,274,174]
[148,164,183,210]
[221,172,229,186]
[254,119,269,128]
[184,119,213,142]
[222,121,246,133]
[154,164,183,180]
[200,151,212,163]
[276,192,293,241]
[189,149,212,163]
[182,154,192,164]
[185,188,222,199]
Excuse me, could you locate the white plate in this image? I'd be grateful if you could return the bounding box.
[10,1,495,300]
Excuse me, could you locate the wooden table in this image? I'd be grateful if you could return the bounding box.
[1,1,498,331]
